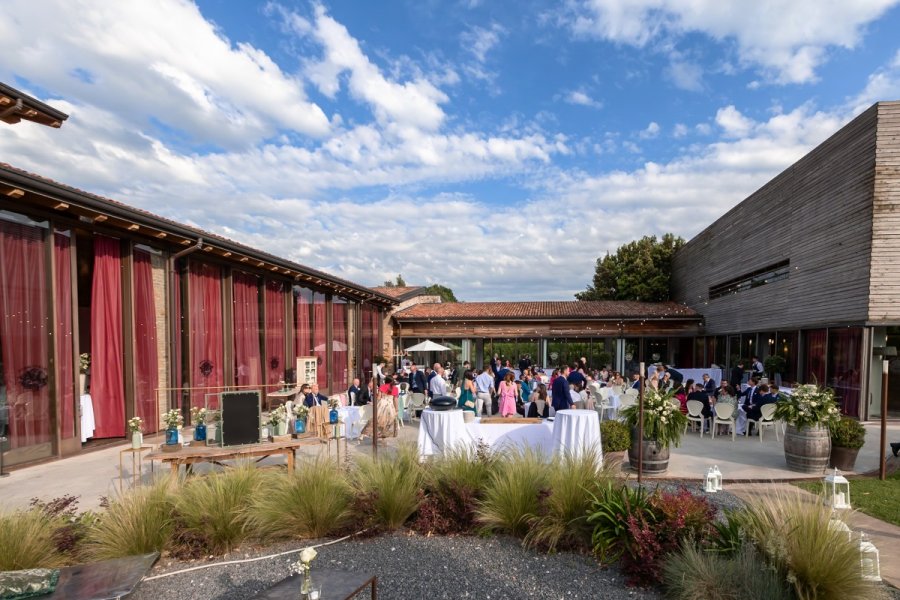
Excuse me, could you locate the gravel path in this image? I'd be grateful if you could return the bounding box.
[129,533,662,600]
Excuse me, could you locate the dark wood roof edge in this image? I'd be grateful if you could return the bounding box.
[0,164,396,306]
[0,82,69,121]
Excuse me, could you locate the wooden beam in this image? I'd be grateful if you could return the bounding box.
[203,246,213,252]
[127,224,139,231]
[155,232,167,239]
[0,97,10,106]
[270,265,279,272]
[181,239,191,245]
[5,188,24,198]
[257,261,265,267]
[222,251,232,257]
[94,214,108,222]
[240,257,249,263]
[53,202,69,210]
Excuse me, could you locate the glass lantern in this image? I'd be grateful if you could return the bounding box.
[824,468,851,510]
[712,465,723,491]
[859,533,881,582]
[827,516,852,541]
[704,468,717,493]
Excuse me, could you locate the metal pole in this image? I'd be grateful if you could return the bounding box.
[638,361,645,484]
[881,359,889,481]
[372,371,378,460]
[0,436,9,477]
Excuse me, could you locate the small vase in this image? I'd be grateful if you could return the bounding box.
[194,423,207,442]
[329,407,339,424]
[295,419,306,434]
[276,421,288,436]
[131,431,143,449]
[301,571,313,596]
[177,429,184,445]
[165,426,178,446]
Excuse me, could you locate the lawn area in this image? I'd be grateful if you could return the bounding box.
[795,472,900,527]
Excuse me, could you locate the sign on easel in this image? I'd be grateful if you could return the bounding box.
[296,356,317,387]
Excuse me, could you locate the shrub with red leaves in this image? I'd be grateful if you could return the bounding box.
[411,480,481,536]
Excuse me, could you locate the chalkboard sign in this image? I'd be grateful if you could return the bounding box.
[221,390,261,446]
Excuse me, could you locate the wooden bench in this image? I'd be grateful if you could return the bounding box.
[145,437,322,474]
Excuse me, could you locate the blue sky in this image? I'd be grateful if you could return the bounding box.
[1,0,900,300]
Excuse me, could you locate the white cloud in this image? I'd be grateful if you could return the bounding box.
[846,49,900,114]
[667,58,704,91]
[673,123,689,137]
[715,105,755,138]
[639,121,660,139]
[563,89,604,109]
[565,0,900,84]
[461,23,506,63]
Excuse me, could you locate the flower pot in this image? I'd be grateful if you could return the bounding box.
[830,446,861,471]
[131,431,143,449]
[295,419,306,434]
[206,423,219,445]
[329,407,339,424]
[627,427,670,474]
[275,421,288,437]
[165,427,179,446]
[784,424,831,474]
[193,423,207,442]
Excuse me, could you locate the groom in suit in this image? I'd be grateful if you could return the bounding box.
[551,365,573,412]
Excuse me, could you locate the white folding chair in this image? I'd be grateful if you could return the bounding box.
[685,399,707,438]
[596,387,613,421]
[712,402,736,441]
[408,392,427,422]
[749,403,779,442]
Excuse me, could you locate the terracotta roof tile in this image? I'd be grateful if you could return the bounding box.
[370,286,425,299]
[394,301,699,320]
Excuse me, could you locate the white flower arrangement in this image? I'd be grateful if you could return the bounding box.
[292,404,310,420]
[190,406,208,424]
[127,416,143,434]
[162,409,183,429]
[268,404,288,426]
[774,383,840,430]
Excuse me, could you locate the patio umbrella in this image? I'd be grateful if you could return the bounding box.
[405,339,450,352]
[313,340,349,352]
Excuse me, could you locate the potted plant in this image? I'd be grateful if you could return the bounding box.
[292,403,309,434]
[773,383,840,474]
[190,406,208,442]
[328,396,340,424]
[206,409,222,445]
[79,353,90,394]
[600,419,630,465]
[162,409,183,447]
[268,405,288,437]
[829,416,866,470]
[763,354,787,386]
[127,416,143,449]
[621,386,688,474]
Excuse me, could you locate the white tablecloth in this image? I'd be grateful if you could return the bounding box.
[465,418,554,456]
[417,408,471,457]
[338,406,363,439]
[552,409,602,459]
[80,394,95,442]
[676,368,724,385]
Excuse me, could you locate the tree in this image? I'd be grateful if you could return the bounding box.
[382,274,406,287]
[576,233,685,302]
[423,284,458,303]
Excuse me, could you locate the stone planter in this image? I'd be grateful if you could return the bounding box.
[628,427,670,473]
[784,424,831,474]
[830,446,861,471]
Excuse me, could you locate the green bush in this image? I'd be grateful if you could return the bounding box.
[0,509,65,570]
[85,478,174,559]
[663,541,791,600]
[414,447,494,535]
[476,448,550,537]
[830,417,866,449]
[175,465,262,553]
[739,490,884,600]
[525,448,611,551]
[251,457,354,539]
[586,482,655,563]
[600,420,631,453]
[764,355,786,375]
[352,444,423,530]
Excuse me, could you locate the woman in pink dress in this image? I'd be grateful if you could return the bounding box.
[498,371,517,417]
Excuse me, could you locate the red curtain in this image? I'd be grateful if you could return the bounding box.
[189,262,224,409]
[54,231,75,440]
[0,220,51,449]
[233,271,261,388]
[295,287,311,359]
[265,280,285,386]
[828,328,862,417]
[313,293,327,388]
[133,250,159,433]
[331,301,348,388]
[804,329,827,386]
[91,236,125,438]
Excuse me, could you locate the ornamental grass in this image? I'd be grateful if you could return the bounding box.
[0,509,66,570]
[174,464,263,554]
[85,477,174,560]
[413,446,495,535]
[250,457,354,539]
[476,447,550,537]
[352,443,423,530]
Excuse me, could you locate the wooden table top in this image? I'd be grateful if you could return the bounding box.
[144,437,321,461]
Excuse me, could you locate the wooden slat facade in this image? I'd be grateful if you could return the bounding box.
[869,101,900,323]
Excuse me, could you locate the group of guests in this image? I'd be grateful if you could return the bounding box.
[668,375,779,435]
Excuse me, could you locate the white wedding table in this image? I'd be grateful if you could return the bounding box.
[465,418,554,456]
[80,393,95,442]
[677,368,724,385]
[338,406,363,439]
[552,409,602,459]
[417,408,472,457]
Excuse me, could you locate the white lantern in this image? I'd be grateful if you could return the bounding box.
[827,516,852,541]
[824,468,851,510]
[712,465,723,491]
[704,468,717,493]
[859,533,881,582]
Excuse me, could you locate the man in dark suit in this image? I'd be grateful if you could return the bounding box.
[687,382,713,419]
[567,363,587,389]
[494,361,511,392]
[551,365,573,412]
[730,361,745,389]
[630,373,642,389]
[746,383,776,423]
[348,378,363,405]
[302,383,328,407]
[665,365,685,384]
[702,373,716,395]
[408,364,427,395]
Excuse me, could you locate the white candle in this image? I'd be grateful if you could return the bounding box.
[834,492,845,506]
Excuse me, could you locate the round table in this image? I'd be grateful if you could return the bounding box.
[417,408,472,457]
[552,409,602,459]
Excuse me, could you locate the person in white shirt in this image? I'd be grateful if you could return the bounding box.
[429,363,448,397]
[474,367,495,416]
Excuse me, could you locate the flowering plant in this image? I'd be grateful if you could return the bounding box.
[292,404,309,420]
[292,546,317,592]
[190,406,208,424]
[267,405,287,426]
[328,395,340,409]
[127,416,143,434]
[79,353,91,374]
[162,409,183,429]
[620,386,688,449]
[774,383,840,430]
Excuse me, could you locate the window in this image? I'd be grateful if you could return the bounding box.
[708,260,790,300]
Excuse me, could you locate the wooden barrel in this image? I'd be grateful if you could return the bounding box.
[628,427,670,474]
[784,424,831,473]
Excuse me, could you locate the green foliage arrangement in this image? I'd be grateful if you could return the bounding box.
[763,354,786,375]
[86,478,174,559]
[586,482,655,563]
[251,457,353,539]
[352,444,423,530]
[830,416,866,449]
[0,509,66,570]
[175,466,262,553]
[773,383,840,430]
[476,448,550,537]
[620,386,688,449]
[576,233,685,302]
[600,420,631,453]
